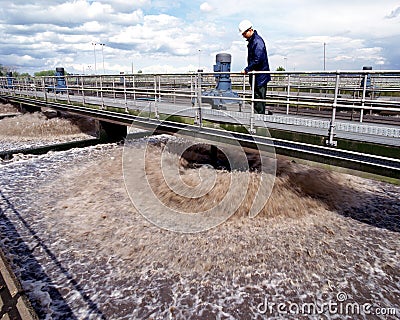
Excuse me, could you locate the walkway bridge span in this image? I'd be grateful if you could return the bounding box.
[1,70,399,179]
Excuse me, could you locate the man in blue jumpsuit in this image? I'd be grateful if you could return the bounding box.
[239,20,272,114]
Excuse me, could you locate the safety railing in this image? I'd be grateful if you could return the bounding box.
[1,70,400,145]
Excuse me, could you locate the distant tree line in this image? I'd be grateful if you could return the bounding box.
[0,64,30,77]
[2,65,284,76]
[0,65,67,78]
[34,70,56,77]
[0,64,11,76]
[0,64,27,77]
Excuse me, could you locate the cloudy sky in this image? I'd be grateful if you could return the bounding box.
[1,0,399,75]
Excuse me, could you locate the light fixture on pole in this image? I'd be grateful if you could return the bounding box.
[198,49,201,71]
[99,43,105,74]
[91,42,97,74]
[323,42,326,71]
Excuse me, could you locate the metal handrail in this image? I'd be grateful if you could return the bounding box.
[1,70,400,147]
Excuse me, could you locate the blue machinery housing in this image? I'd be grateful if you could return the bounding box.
[47,67,67,93]
[3,69,66,92]
[6,72,13,88]
[201,53,241,109]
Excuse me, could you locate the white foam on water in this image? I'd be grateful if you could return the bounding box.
[0,140,398,319]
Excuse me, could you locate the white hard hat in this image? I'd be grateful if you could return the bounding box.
[238,20,252,34]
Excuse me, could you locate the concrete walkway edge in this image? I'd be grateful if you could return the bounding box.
[0,248,38,320]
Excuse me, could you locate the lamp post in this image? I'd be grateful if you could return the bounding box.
[99,43,105,74]
[323,42,326,71]
[91,42,97,74]
[198,49,201,71]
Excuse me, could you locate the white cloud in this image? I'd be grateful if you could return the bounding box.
[385,6,400,18]
[79,21,106,33]
[200,2,213,13]
[0,0,399,74]
[109,14,201,56]
[100,0,150,12]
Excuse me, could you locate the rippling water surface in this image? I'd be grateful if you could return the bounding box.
[0,141,399,319]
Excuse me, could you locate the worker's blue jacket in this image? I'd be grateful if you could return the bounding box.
[245,30,271,87]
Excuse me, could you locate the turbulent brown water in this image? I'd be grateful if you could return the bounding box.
[0,103,96,158]
[0,111,93,138]
[0,102,399,319]
[0,103,19,115]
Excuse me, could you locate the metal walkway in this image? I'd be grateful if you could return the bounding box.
[1,93,399,179]
[3,89,399,147]
[1,70,399,178]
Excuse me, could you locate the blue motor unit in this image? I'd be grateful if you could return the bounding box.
[6,72,13,89]
[47,67,67,93]
[202,53,241,110]
[55,67,67,89]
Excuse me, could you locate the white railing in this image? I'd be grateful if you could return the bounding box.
[1,70,400,145]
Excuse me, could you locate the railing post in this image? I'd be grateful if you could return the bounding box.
[112,76,116,102]
[100,75,104,109]
[33,77,38,99]
[12,77,15,96]
[53,76,57,101]
[24,78,27,97]
[173,76,176,105]
[132,75,136,106]
[123,75,128,112]
[42,77,47,103]
[158,75,161,102]
[250,72,256,134]
[194,71,203,127]
[286,74,291,114]
[327,72,339,146]
[65,76,71,104]
[190,74,195,107]
[360,73,368,123]
[191,75,197,121]
[241,73,246,113]
[81,76,85,105]
[154,75,159,119]
[95,77,99,98]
